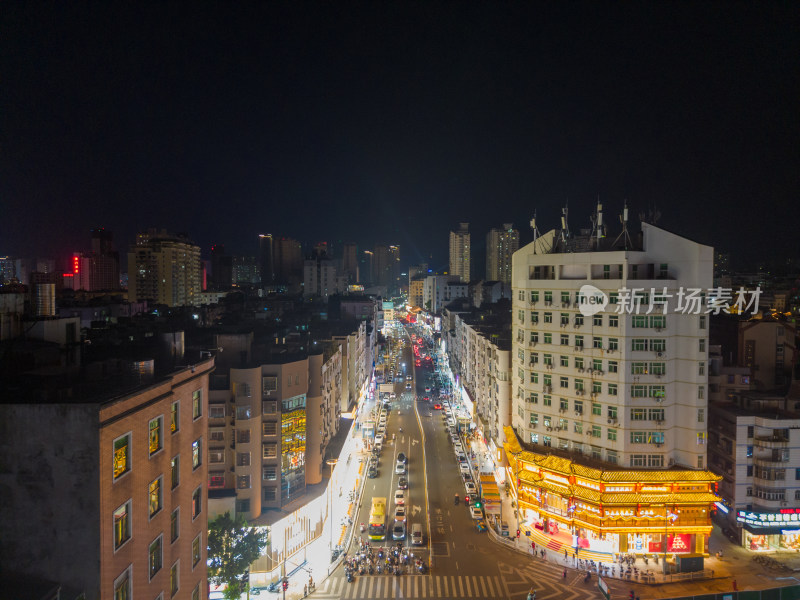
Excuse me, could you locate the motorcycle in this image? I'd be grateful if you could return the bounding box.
[454,494,460,505]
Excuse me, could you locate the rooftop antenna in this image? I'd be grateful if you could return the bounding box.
[613,201,633,250]
[529,210,541,251]
[590,198,604,248]
[560,202,570,243]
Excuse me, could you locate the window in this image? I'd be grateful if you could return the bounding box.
[747,426,754,438]
[236,405,252,420]
[698,408,705,423]
[531,311,539,324]
[209,404,225,419]
[560,355,569,367]
[210,429,224,442]
[561,313,570,325]
[192,439,202,470]
[593,315,603,327]
[575,314,584,326]
[632,315,647,328]
[192,584,200,600]
[146,475,162,519]
[237,429,251,444]
[698,385,705,400]
[263,465,278,481]
[632,338,647,351]
[608,338,618,351]
[171,401,180,434]
[592,381,602,394]
[699,362,705,376]
[113,500,131,550]
[574,335,584,348]
[699,315,706,329]
[747,445,753,458]
[168,561,179,597]
[575,379,584,391]
[748,465,754,477]
[699,338,706,352]
[544,312,552,323]
[607,361,618,373]
[574,357,584,370]
[591,425,601,438]
[530,372,539,384]
[530,331,539,344]
[209,471,225,488]
[263,487,277,501]
[608,383,617,396]
[651,362,666,375]
[543,374,551,387]
[236,498,251,512]
[608,406,618,420]
[592,403,602,416]
[530,291,539,303]
[237,475,251,489]
[192,390,202,420]
[263,421,278,435]
[171,455,180,489]
[560,376,569,389]
[192,486,202,520]
[608,428,617,441]
[543,354,553,366]
[530,413,539,426]
[593,336,603,349]
[631,362,647,375]
[574,421,583,434]
[170,507,180,542]
[559,398,569,411]
[149,535,163,580]
[263,443,278,459]
[697,432,707,445]
[574,400,583,414]
[543,333,552,344]
[609,315,618,327]
[113,433,131,480]
[560,334,569,346]
[236,452,251,466]
[192,534,201,568]
[209,450,224,464]
[651,338,666,352]
[114,566,131,600]
[263,400,278,414]
[631,384,647,398]
[543,395,552,407]
[544,291,553,303]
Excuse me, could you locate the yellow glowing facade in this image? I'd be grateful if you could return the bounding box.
[504,427,721,557]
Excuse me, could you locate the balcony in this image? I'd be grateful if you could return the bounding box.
[754,435,789,449]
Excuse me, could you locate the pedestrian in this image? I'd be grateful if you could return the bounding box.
[733,579,738,591]
[564,549,568,560]
[563,569,567,579]
[303,584,308,597]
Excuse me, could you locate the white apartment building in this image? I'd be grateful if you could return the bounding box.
[449,222,471,282]
[423,275,469,313]
[511,223,713,470]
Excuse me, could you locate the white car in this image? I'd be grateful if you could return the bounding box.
[465,481,477,495]
[395,490,405,505]
[470,505,483,520]
[375,434,384,446]
[460,462,471,474]
[394,505,407,521]
[395,460,406,475]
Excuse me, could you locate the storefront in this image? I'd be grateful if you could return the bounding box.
[737,509,800,552]
[504,426,721,557]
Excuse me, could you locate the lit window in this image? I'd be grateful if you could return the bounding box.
[192,486,202,520]
[192,439,202,470]
[192,584,200,600]
[113,500,131,550]
[171,401,179,433]
[149,477,162,517]
[149,416,163,456]
[114,566,131,600]
[170,561,179,597]
[113,434,131,480]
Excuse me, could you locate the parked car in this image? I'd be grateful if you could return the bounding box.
[470,506,484,520]
[398,476,408,489]
[465,481,477,495]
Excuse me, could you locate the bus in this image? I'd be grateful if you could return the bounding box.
[368,497,387,540]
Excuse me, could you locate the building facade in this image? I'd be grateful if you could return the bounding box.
[0,357,214,600]
[486,223,519,284]
[511,224,713,471]
[449,222,471,282]
[128,230,202,307]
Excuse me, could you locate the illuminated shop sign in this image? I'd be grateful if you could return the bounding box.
[737,510,800,528]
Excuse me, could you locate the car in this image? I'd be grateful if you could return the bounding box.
[462,473,473,484]
[368,466,378,478]
[397,452,407,463]
[395,460,406,475]
[398,476,408,489]
[425,386,431,393]
[406,383,412,390]
[433,403,442,410]
[470,506,484,520]
[422,396,430,402]
[394,490,405,505]
[392,520,406,540]
[457,452,467,463]
[406,375,412,381]
[460,462,471,474]
[394,505,407,521]
[465,481,477,495]
[375,434,384,445]
[411,523,424,546]
[453,442,463,452]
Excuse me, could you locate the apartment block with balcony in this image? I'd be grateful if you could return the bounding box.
[709,393,800,552]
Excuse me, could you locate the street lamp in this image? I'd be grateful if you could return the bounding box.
[327,459,338,553]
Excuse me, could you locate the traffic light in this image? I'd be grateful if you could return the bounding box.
[474,500,481,509]
[282,578,289,591]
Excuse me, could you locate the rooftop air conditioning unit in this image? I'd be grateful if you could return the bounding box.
[563,302,570,307]
[656,351,664,358]
[545,300,552,306]
[608,419,613,424]
[575,346,583,352]
[578,367,585,373]
[668,459,675,466]
[655,327,663,332]
[656,444,662,448]
[576,390,584,396]
[597,370,604,375]
[546,427,553,432]
[531,423,537,429]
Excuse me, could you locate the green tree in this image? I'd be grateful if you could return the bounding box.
[208,511,269,600]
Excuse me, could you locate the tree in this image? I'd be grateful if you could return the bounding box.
[208,511,269,600]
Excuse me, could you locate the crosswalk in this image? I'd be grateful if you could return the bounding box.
[312,574,508,599]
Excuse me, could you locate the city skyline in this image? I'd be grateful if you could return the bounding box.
[2,4,798,271]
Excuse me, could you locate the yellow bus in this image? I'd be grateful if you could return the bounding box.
[368,497,387,540]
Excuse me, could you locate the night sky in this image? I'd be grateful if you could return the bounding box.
[2,3,798,272]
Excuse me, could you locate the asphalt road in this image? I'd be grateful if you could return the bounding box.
[315,325,608,600]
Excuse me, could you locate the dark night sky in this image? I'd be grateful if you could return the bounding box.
[2,2,798,273]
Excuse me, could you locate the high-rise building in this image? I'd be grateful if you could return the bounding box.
[232,256,260,285]
[373,245,390,288]
[273,237,303,287]
[341,243,358,283]
[449,222,471,282]
[388,245,401,294]
[360,251,373,286]
[512,222,713,470]
[127,229,202,306]
[486,223,519,284]
[210,244,233,290]
[259,234,274,286]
